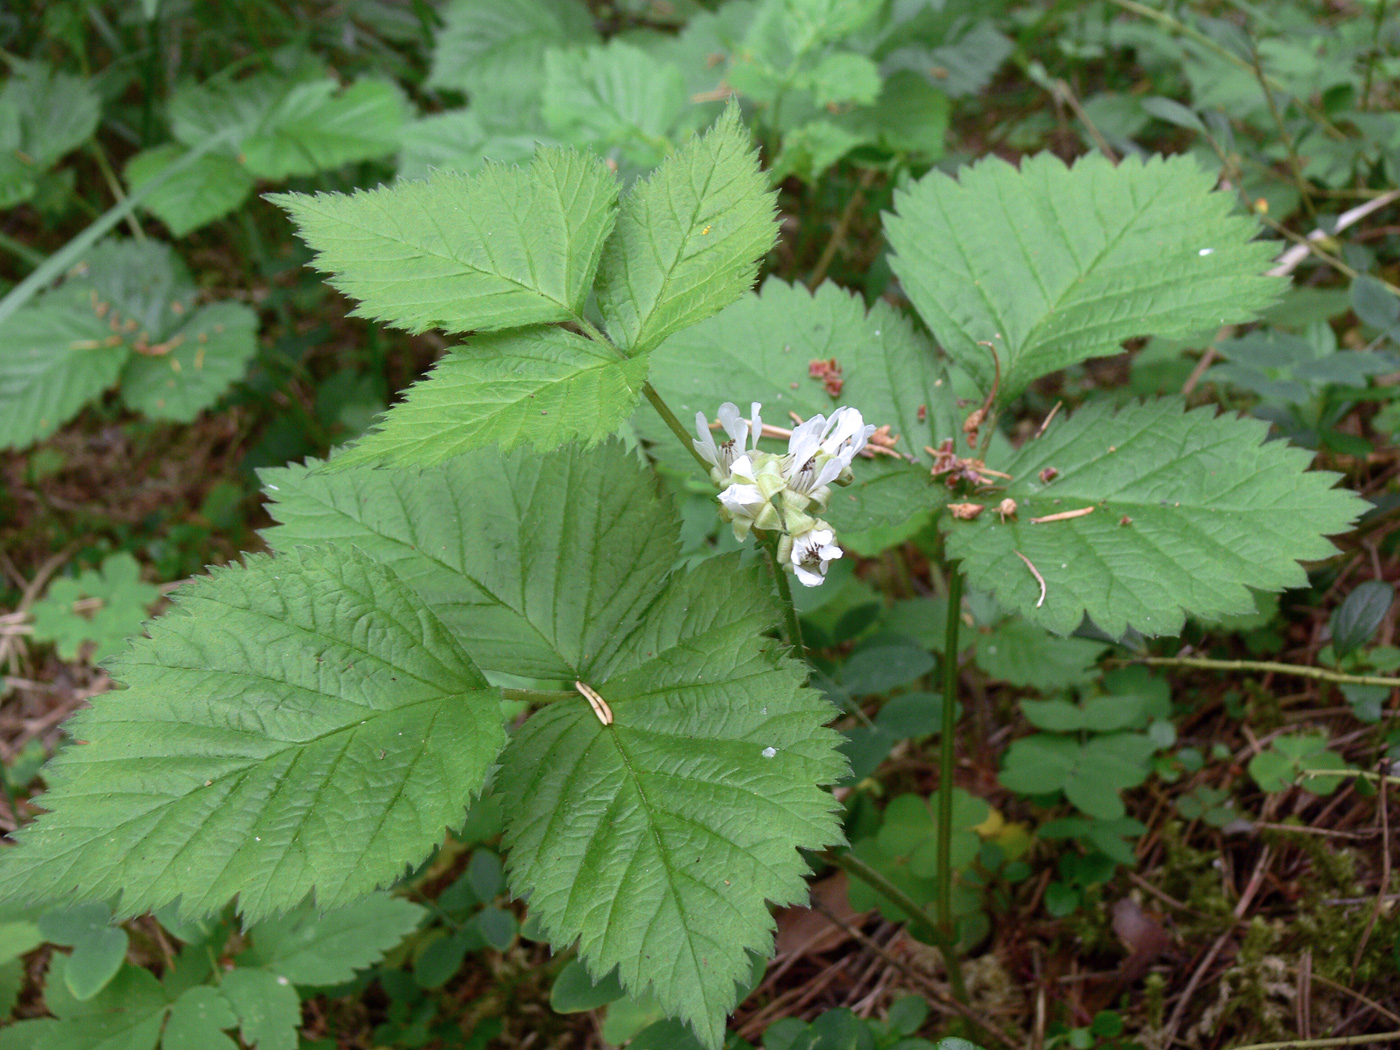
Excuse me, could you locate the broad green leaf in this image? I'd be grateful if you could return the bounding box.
[973,620,1107,691]
[0,300,127,449]
[240,893,424,985]
[428,0,599,99]
[0,548,504,925]
[220,969,298,1050]
[125,145,255,237]
[885,152,1284,401]
[998,733,1157,819]
[37,904,129,1000]
[880,19,1013,98]
[943,399,1363,638]
[29,553,160,663]
[325,327,649,468]
[272,148,618,335]
[498,553,845,1049]
[118,302,260,422]
[396,110,545,182]
[551,959,626,1012]
[1,59,100,170]
[261,441,679,680]
[542,40,689,165]
[240,78,408,180]
[266,442,846,1047]
[0,240,257,447]
[168,70,406,180]
[1329,580,1394,659]
[642,277,958,533]
[162,986,238,1050]
[34,955,168,1050]
[596,107,778,357]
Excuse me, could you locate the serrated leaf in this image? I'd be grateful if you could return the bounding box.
[29,553,160,663]
[118,302,259,422]
[641,277,958,533]
[596,107,778,357]
[428,0,599,99]
[125,146,255,237]
[542,40,689,164]
[973,620,1106,691]
[163,986,237,1050]
[261,441,679,680]
[241,893,424,985]
[943,399,1363,638]
[168,70,406,181]
[324,327,649,468]
[272,148,618,335]
[34,955,168,1050]
[266,442,846,1047]
[0,549,504,926]
[220,969,299,1050]
[498,554,845,1049]
[1,60,100,171]
[396,110,545,182]
[885,152,1284,401]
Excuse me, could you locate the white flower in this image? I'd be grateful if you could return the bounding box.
[718,453,787,540]
[781,406,876,507]
[780,525,843,587]
[693,401,762,484]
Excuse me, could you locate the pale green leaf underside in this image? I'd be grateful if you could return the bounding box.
[271,147,619,335]
[885,152,1284,400]
[261,441,679,681]
[943,399,1363,637]
[428,0,599,98]
[642,278,960,533]
[125,145,256,238]
[597,106,778,357]
[498,554,846,1050]
[326,327,650,468]
[0,548,504,925]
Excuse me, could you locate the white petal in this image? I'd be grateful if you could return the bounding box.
[716,401,749,445]
[787,414,826,463]
[719,482,765,515]
[693,411,719,466]
[794,563,827,586]
[748,402,764,450]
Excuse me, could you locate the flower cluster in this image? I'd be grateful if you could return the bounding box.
[693,402,875,586]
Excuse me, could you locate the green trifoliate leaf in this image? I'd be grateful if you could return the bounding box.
[219,970,299,1050]
[272,148,618,335]
[0,548,504,925]
[162,986,238,1050]
[885,152,1284,401]
[642,277,961,533]
[36,903,129,1001]
[324,327,650,468]
[29,552,160,663]
[261,441,679,680]
[498,554,845,1050]
[428,0,599,100]
[240,893,425,986]
[597,106,778,357]
[266,442,846,1047]
[999,732,1158,819]
[31,955,168,1050]
[0,240,258,448]
[942,399,1363,638]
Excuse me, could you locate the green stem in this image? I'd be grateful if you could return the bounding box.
[499,688,577,704]
[1360,0,1389,110]
[643,382,712,472]
[0,130,238,328]
[936,566,963,945]
[0,229,43,268]
[763,534,805,657]
[827,850,967,1001]
[1123,655,1400,690]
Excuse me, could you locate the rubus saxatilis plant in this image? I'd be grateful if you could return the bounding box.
[0,108,1362,1045]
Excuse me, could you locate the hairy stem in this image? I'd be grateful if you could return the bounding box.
[643,382,713,472]
[1121,655,1400,689]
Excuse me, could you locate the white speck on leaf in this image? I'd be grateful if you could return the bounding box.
[1198,248,1214,256]
[762,746,777,758]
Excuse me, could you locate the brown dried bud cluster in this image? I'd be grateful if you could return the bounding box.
[948,502,984,520]
[808,357,844,398]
